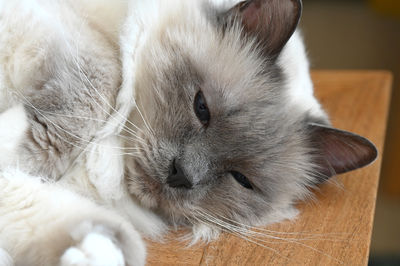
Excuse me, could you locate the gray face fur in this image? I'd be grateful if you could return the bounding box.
[126,0,318,227]
[125,0,377,228]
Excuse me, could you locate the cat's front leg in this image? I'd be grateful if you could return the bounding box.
[0,170,146,266]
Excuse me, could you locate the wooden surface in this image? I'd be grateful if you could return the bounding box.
[145,71,392,265]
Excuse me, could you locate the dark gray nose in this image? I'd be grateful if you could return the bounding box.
[167,159,193,189]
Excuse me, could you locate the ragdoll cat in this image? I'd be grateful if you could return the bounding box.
[0,0,377,265]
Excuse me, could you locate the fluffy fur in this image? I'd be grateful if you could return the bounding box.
[0,0,377,265]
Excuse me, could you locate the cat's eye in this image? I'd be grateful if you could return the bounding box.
[194,91,210,125]
[230,171,253,190]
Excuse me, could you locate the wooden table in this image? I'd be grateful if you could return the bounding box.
[146,71,392,265]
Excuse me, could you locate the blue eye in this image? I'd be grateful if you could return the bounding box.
[230,171,253,189]
[194,91,210,125]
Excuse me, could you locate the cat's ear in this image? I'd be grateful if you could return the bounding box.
[221,0,302,59]
[308,123,378,183]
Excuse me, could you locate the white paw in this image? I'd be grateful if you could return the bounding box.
[60,233,124,266]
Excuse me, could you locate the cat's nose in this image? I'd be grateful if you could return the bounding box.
[167,159,193,189]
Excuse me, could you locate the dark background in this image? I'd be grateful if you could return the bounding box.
[300,0,400,264]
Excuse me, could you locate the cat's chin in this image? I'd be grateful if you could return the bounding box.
[187,223,221,244]
[256,205,300,227]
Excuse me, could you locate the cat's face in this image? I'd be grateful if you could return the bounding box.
[125,0,377,229]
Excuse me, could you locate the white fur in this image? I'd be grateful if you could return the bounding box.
[112,195,167,239]
[0,248,13,266]
[211,0,244,10]
[0,0,164,237]
[0,105,28,169]
[279,32,327,119]
[60,232,125,266]
[86,137,125,200]
[97,0,161,139]
[190,223,221,244]
[0,169,146,265]
[0,0,62,99]
[69,0,128,43]
[86,0,162,206]
[0,64,7,113]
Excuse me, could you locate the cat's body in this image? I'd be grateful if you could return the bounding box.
[0,1,157,264]
[0,0,124,178]
[0,0,377,265]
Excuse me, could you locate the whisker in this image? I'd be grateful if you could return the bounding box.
[135,102,155,136]
[73,59,143,138]
[207,210,350,238]
[12,91,145,157]
[75,55,146,137]
[190,213,289,261]
[194,210,344,264]
[39,109,148,146]
[65,29,147,142]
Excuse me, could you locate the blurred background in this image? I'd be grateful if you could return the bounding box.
[301,0,400,265]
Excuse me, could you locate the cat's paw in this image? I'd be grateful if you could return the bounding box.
[60,221,145,266]
[60,232,124,266]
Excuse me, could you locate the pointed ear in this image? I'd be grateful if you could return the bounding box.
[309,123,378,182]
[222,0,302,59]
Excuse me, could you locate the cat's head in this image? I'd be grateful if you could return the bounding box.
[125,0,377,234]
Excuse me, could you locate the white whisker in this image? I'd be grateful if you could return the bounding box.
[11,92,146,159]
[193,210,344,264]
[208,209,350,238]
[190,212,289,261]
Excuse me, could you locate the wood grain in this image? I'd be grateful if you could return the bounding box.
[145,71,392,266]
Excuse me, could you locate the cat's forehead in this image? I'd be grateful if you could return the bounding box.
[146,10,285,106]
[142,27,291,135]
